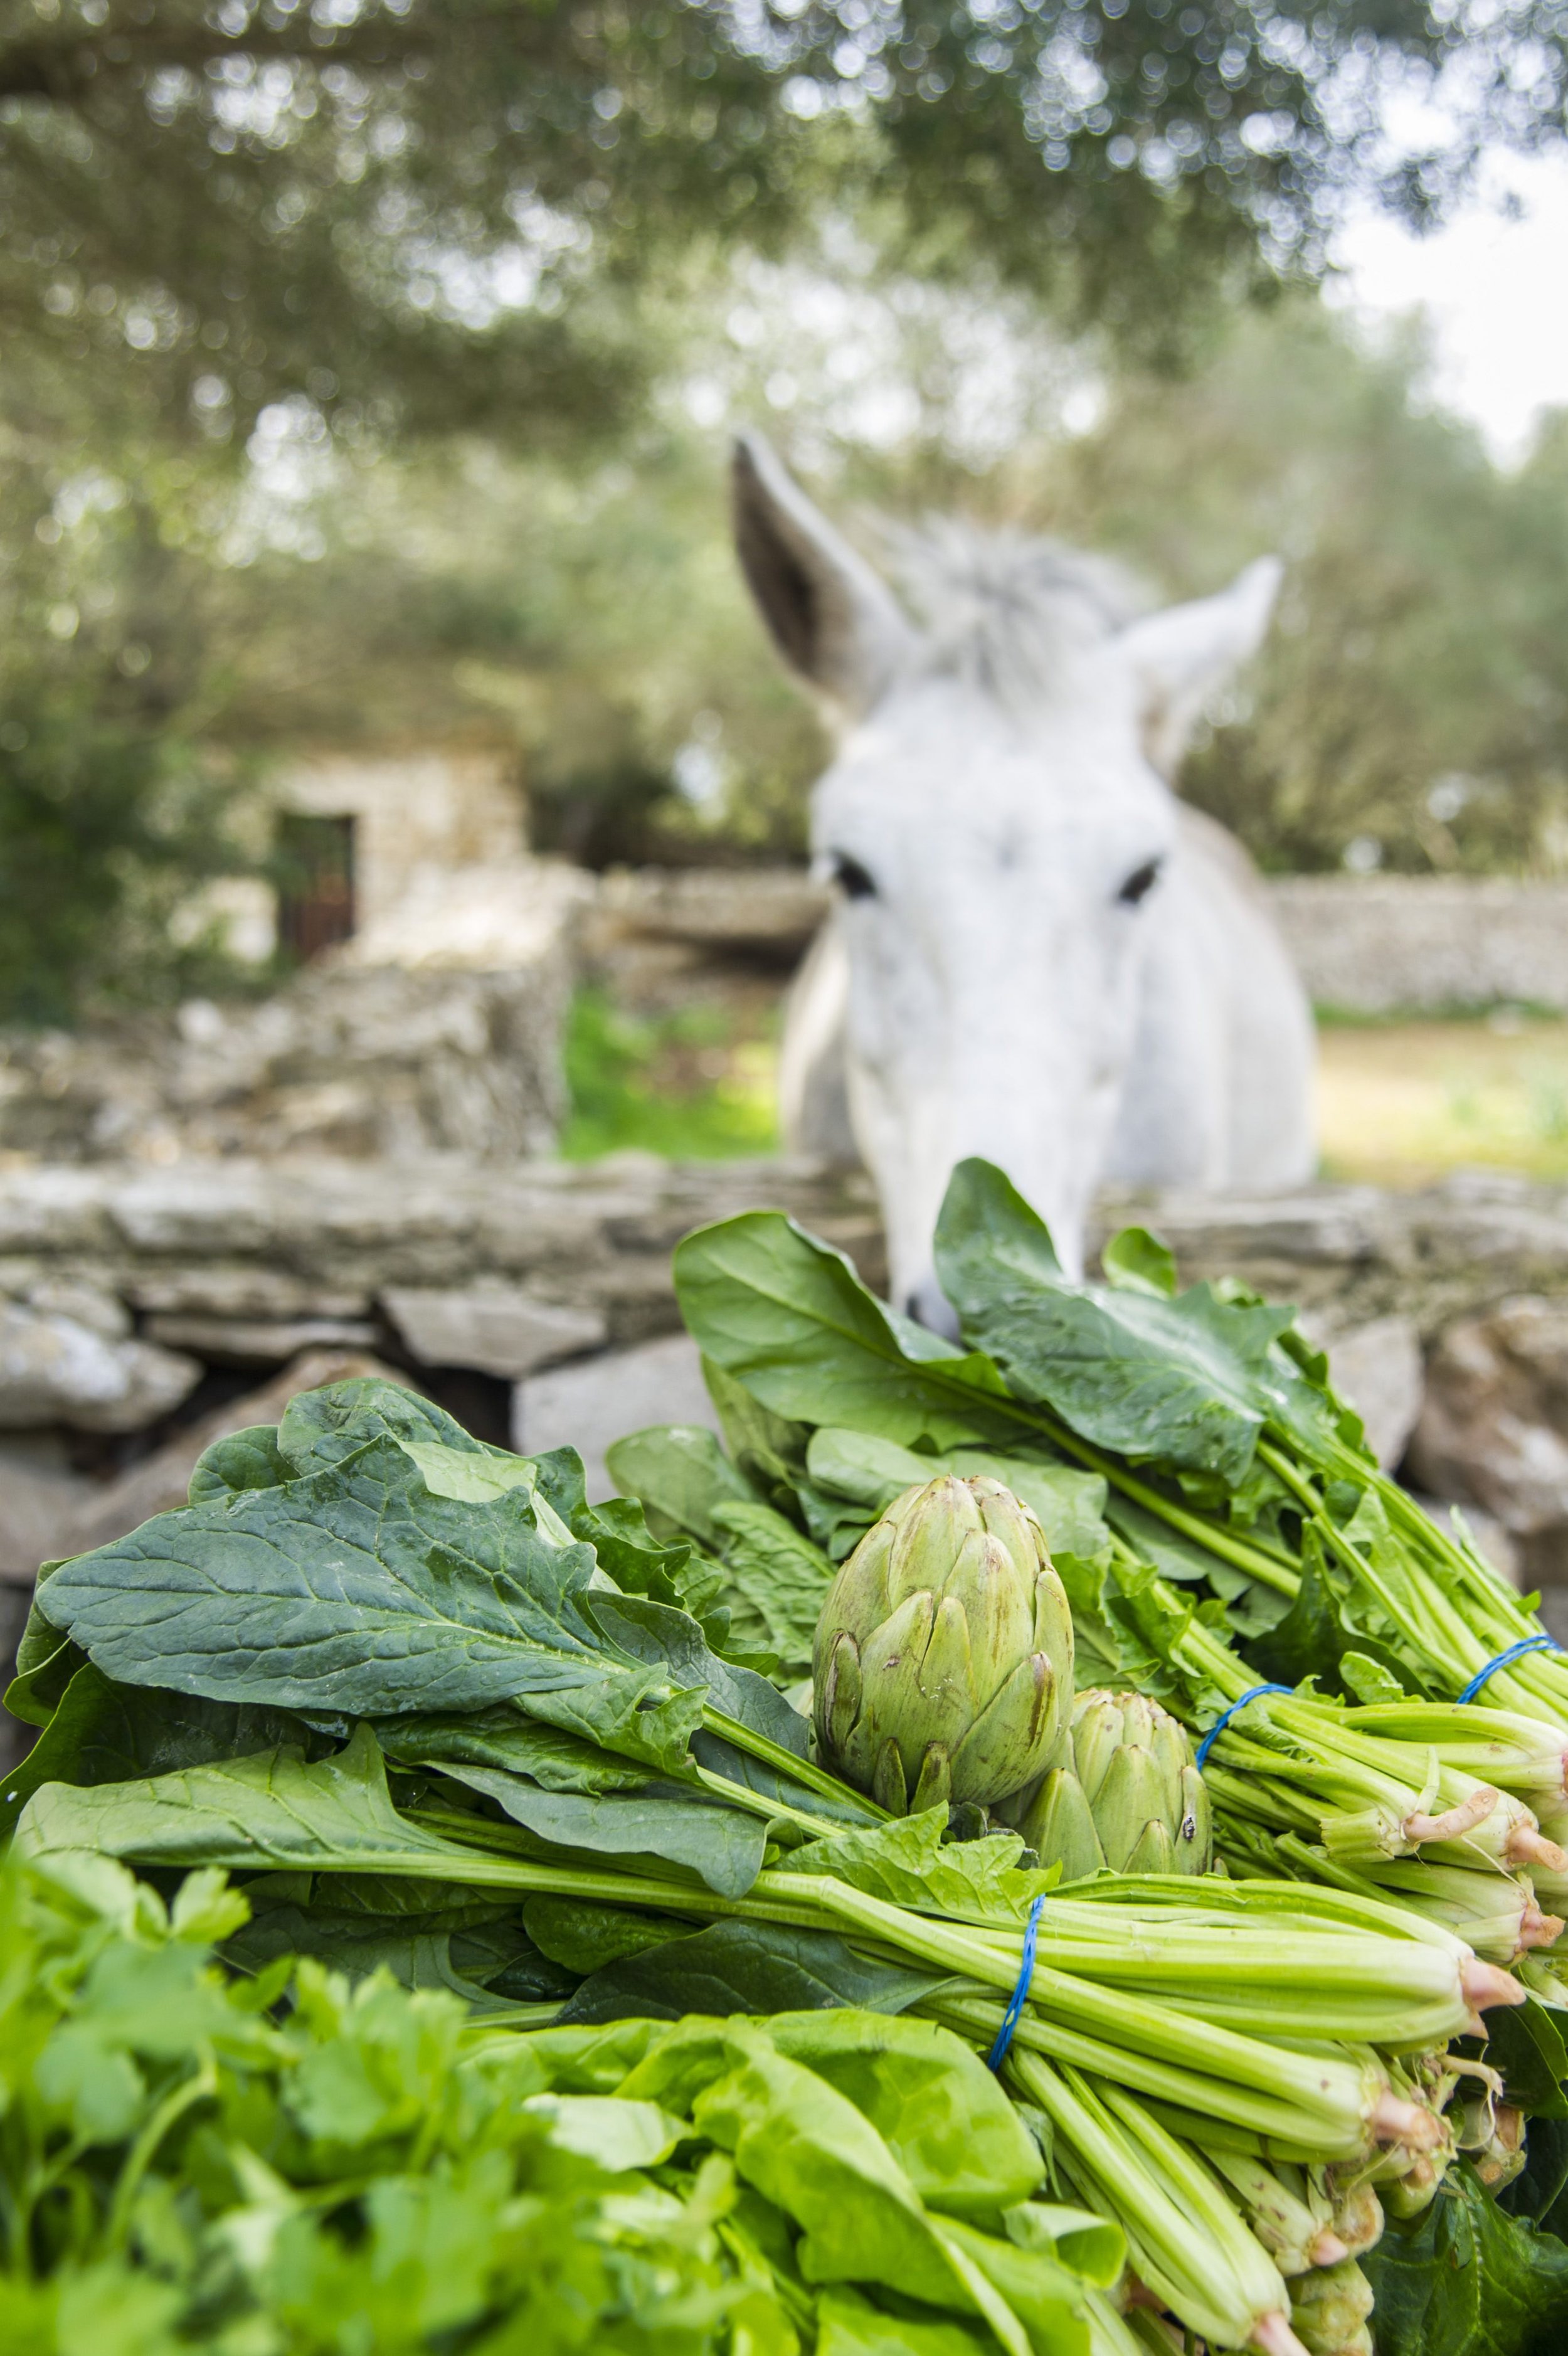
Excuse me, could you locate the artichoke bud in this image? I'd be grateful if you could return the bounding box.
[812,1473,1073,1810]
[998,1687,1214,1879]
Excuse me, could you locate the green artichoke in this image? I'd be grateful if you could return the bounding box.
[997,1688,1212,1877]
[813,1473,1074,1815]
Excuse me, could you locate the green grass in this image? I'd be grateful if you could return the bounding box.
[1317,1014,1568,1182]
[559,987,780,1161]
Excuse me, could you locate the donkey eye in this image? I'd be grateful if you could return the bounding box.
[830,851,878,901]
[1117,857,1163,908]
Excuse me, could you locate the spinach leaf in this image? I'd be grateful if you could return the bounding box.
[703,1354,815,1494]
[558,1920,945,2025]
[3,1662,313,1820]
[435,1761,770,1897]
[1101,1226,1179,1299]
[188,1423,292,1502]
[935,1159,1294,1484]
[535,1439,759,1664]
[4,1561,85,1729]
[277,1377,492,1472]
[522,1894,684,1977]
[605,1425,760,1548]
[225,1895,575,2009]
[710,1500,835,1672]
[777,1808,1051,1927]
[38,1435,705,1773]
[375,1708,659,1794]
[1364,2164,1568,2356]
[674,1211,1024,1451]
[805,1426,943,1509]
[15,1723,469,1876]
[689,1724,882,1830]
[583,1587,809,1758]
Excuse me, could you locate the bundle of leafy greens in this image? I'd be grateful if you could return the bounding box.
[0,1367,1528,2355]
[1,1839,1152,2355]
[655,1180,1568,1951]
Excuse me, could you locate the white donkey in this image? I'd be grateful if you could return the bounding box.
[733,435,1315,1327]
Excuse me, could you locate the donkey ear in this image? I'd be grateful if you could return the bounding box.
[1118,556,1283,778]
[733,433,915,723]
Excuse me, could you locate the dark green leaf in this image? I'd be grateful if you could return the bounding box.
[187,1424,291,1504]
[689,1724,882,1830]
[1481,2000,1568,2122]
[1105,1497,1224,1584]
[1246,1532,1412,1699]
[1364,2163,1568,2356]
[935,1159,1295,1483]
[437,1762,769,1897]
[4,1562,83,1729]
[702,1355,814,1494]
[559,1920,945,2025]
[277,1377,489,1473]
[711,1500,835,1673]
[2,1663,312,1822]
[39,1435,704,1772]
[16,1724,471,1876]
[375,1707,657,1794]
[583,1587,809,1758]
[604,1425,759,1549]
[674,1211,1022,1452]
[225,1898,575,2009]
[522,1894,683,1977]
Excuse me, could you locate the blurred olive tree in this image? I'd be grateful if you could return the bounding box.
[13,1,1568,1019]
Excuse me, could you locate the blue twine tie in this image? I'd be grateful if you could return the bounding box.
[1195,1683,1293,1771]
[1456,1633,1560,1706]
[987,1892,1047,2072]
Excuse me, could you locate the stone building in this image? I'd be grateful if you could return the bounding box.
[0,742,586,1169]
[268,745,529,960]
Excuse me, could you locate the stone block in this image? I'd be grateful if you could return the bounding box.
[513,1333,721,1502]
[142,1314,381,1364]
[1407,1297,1568,1544]
[382,1283,606,1379]
[0,1302,199,1433]
[0,1438,93,1583]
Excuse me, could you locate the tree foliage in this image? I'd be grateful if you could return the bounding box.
[5,0,1568,451]
[10,3,1568,1022]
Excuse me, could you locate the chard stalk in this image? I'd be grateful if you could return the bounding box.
[1199,2145,1348,2276]
[1007,2052,1306,2355]
[924,1990,1384,2157]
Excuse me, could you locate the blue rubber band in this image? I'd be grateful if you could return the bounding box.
[987,1892,1047,2072]
[1195,1683,1293,1772]
[1457,1633,1560,1706]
